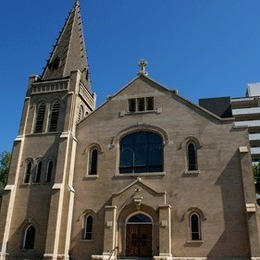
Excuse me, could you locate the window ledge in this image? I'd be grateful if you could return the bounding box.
[186,240,204,244]
[84,175,99,179]
[184,170,200,176]
[80,239,94,242]
[120,108,162,117]
[114,172,166,177]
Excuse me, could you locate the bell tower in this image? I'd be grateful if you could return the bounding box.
[0,1,95,259]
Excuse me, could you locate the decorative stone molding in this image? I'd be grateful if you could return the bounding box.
[172,258,207,260]
[43,254,69,259]
[32,79,69,94]
[92,255,116,260]
[251,257,260,260]
[154,257,172,260]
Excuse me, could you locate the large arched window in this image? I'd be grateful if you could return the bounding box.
[34,102,46,133]
[84,215,93,240]
[88,148,98,175]
[187,142,198,171]
[45,160,53,182]
[49,101,60,132]
[190,213,201,240]
[34,161,42,183]
[120,131,163,173]
[24,161,32,183]
[23,225,35,249]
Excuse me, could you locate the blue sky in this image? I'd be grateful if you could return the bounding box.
[1,0,260,152]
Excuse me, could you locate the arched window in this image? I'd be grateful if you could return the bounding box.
[77,105,84,123]
[23,225,35,249]
[49,102,60,132]
[128,213,152,223]
[187,142,198,171]
[120,131,163,173]
[88,148,98,175]
[84,215,93,240]
[34,161,42,183]
[45,160,53,182]
[190,213,201,240]
[34,102,46,133]
[24,161,32,183]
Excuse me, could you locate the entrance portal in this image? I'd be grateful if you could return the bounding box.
[125,213,152,257]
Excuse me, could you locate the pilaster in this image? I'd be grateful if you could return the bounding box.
[155,205,172,259]
[92,206,117,260]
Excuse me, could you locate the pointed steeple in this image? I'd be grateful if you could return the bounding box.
[41,0,90,89]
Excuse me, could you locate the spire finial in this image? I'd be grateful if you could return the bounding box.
[138,59,148,76]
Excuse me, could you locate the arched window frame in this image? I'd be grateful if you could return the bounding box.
[83,215,93,240]
[34,102,46,133]
[186,141,198,171]
[45,160,54,182]
[33,161,42,183]
[189,212,202,241]
[88,148,98,175]
[22,225,35,249]
[49,101,60,132]
[24,160,33,184]
[119,131,163,174]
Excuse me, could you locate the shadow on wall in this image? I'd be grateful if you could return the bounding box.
[208,152,250,258]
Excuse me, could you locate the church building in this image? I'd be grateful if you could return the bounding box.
[1,1,260,259]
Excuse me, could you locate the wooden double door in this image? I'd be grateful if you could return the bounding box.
[126,223,152,257]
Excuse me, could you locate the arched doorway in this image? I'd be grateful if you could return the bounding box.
[125,213,152,257]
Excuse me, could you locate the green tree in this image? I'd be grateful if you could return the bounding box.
[0,151,11,189]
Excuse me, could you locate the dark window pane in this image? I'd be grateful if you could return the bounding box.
[120,131,163,173]
[128,214,152,223]
[24,162,32,183]
[45,161,53,182]
[49,102,60,132]
[188,143,197,171]
[137,98,145,111]
[128,99,136,112]
[34,103,46,133]
[146,97,154,110]
[34,162,42,183]
[89,149,98,175]
[85,216,93,240]
[191,214,200,240]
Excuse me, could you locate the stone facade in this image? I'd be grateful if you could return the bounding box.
[1,1,260,260]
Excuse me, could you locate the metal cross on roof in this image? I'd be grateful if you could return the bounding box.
[138,59,148,76]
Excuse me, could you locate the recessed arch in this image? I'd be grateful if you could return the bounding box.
[22,224,35,249]
[117,203,158,258]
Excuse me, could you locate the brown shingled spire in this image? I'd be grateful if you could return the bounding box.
[41,0,90,90]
